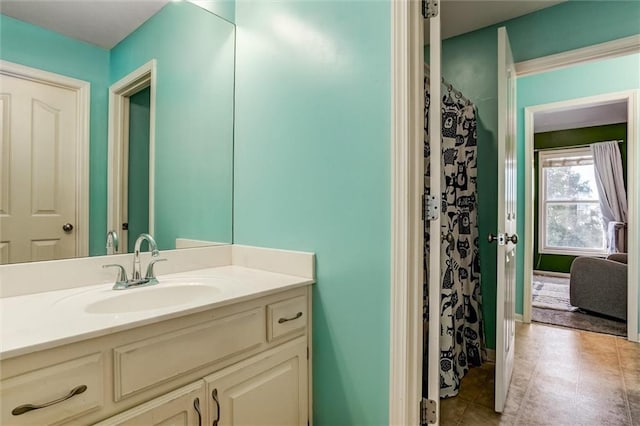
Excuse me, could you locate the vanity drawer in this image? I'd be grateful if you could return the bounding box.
[267,296,307,341]
[114,307,265,401]
[0,353,103,426]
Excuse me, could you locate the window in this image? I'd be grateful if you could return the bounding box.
[538,147,606,256]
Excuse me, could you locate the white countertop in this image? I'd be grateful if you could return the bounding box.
[0,266,313,360]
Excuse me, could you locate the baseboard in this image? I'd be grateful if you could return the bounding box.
[515,314,523,322]
[533,270,570,279]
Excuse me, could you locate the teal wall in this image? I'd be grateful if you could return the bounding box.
[0,14,110,256]
[111,1,236,250]
[518,53,640,330]
[233,1,391,424]
[533,124,628,274]
[432,1,640,348]
[193,0,235,23]
[127,88,151,252]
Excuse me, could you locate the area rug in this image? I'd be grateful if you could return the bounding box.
[532,274,576,311]
[531,273,626,337]
[532,307,627,337]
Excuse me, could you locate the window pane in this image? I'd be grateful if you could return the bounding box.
[545,164,599,201]
[545,203,605,249]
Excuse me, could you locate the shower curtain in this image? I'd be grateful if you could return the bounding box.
[423,77,485,399]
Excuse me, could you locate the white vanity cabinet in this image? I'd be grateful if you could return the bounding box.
[204,337,308,426]
[98,338,308,426]
[0,285,311,426]
[94,382,207,426]
[0,353,104,425]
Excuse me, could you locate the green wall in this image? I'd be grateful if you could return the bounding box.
[110,1,235,250]
[431,1,640,348]
[233,1,391,424]
[533,124,628,274]
[0,14,110,256]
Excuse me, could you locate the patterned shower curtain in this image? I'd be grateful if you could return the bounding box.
[423,78,485,399]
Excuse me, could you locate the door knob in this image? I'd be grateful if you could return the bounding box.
[62,223,74,233]
[488,233,506,245]
[506,233,518,244]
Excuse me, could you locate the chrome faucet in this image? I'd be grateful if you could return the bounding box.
[106,230,119,254]
[132,233,160,280]
[103,233,166,290]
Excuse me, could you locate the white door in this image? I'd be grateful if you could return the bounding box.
[424,6,443,424]
[0,72,78,263]
[494,26,517,413]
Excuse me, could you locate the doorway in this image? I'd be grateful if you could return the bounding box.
[523,89,640,342]
[391,10,640,424]
[107,59,156,254]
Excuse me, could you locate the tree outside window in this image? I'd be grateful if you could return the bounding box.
[539,147,605,255]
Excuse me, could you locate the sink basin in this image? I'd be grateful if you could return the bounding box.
[85,284,221,314]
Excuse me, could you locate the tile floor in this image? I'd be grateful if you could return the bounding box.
[440,322,640,425]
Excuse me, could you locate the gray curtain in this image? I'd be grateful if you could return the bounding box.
[423,78,485,399]
[591,141,628,252]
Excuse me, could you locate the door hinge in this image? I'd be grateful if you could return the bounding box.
[423,194,440,221]
[306,347,309,360]
[420,398,437,425]
[422,0,439,18]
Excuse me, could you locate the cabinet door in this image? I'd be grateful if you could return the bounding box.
[94,381,206,426]
[204,337,308,426]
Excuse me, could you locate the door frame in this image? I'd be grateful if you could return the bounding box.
[0,60,90,258]
[107,59,157,252]
[389,0,425,424]
[523,89,640,342]
[389,23,640,426]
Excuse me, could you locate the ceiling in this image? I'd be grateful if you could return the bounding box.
[0,0,170,49]
[1,0,567,49]
[425,0,565,43]
[534,101,628,133]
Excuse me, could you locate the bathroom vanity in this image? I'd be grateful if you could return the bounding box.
[0,245,314,426]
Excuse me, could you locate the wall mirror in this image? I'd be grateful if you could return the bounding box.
[0,0,235,264]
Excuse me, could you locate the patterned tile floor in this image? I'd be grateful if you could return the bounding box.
[440,322,640,425]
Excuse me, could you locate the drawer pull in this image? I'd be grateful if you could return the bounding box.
[212,389,220,426]
[11,384,87,416]
[278,312,303,324]
[193,397,202,426]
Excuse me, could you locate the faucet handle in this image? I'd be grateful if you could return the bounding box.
[145,258,167,280]
[103,264,128,287]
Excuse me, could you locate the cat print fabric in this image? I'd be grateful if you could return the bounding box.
[423,79,485,399]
